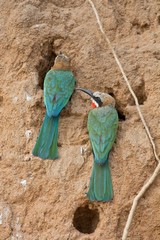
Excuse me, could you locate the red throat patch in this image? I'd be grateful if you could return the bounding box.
[91,102,97,109]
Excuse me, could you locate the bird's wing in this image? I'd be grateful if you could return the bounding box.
[44,70,76,117]
[88,106,118,165]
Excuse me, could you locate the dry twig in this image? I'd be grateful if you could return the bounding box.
[87,0,160,239]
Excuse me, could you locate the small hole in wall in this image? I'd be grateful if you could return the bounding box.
[108,92,126,121]
[117,110,126,121]
[136,90,147,105]
[73,205,99,234]
[157,15,160,25]
[108,92,114,97]
[36,42,56,89]
[130,79,147,106]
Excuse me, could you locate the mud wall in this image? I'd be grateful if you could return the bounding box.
[0,1,160,239]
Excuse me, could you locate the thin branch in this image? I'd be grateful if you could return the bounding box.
[122,162,160,240]
[87,0,160,239]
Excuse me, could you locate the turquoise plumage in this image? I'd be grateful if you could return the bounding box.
[44,70,75,117]
[76,89,118,201]
[32,54,76,160]
[87,105,118,201]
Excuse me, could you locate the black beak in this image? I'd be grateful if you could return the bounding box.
[76,88,94,97]
[76,88,102,107]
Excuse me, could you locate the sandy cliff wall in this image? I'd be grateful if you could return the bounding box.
[0,0,160,239]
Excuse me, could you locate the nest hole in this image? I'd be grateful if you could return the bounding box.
[136,91,147,105]
[131,80,147,105]
[36,42,56,89]
[157,15,160,25]
[108,92,126,121]
[73,205,99,234]
[117,110,126,121]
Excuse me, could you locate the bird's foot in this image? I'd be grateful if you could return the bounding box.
[80,143,92,156]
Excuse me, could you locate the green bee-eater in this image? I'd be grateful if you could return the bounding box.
[32,53,76,160]
[77,88,118,201]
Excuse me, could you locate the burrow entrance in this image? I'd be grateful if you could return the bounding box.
[73,205,99,234]
[117,110,126,121]
[108,92,126,121]
[36,42,57,89]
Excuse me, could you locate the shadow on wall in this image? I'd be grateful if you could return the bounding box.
[36,41,57,89]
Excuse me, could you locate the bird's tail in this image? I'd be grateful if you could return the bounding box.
[32,113,59,160]
[87,157,113,201]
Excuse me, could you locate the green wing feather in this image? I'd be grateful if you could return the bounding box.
[44,70,76,117]
[32,69,75,160]
[87,105,118,201]
[88,105,118,165]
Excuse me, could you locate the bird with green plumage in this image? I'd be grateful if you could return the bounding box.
[32,53,76,160]
[77,88,118,202]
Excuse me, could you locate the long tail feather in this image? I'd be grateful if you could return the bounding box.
[87,158,113,201]
[32,113,59,160]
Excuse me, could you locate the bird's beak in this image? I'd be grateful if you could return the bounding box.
[76,88,103,107]
[76,88,94,98]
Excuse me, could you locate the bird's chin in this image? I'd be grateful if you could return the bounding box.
[91,102,97,108]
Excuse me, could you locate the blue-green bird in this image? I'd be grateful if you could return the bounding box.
[32,53,76,160]
[77,88,118,201]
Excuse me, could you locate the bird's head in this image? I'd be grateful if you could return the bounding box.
[55,52,70,63]
[76,88,115,108]
[53,52,71,70]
